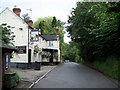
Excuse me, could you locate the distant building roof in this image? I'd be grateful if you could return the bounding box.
[41,35,57,41]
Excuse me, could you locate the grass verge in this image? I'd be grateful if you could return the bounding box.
[93,56,120,80]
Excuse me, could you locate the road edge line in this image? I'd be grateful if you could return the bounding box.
[27,66,56,89]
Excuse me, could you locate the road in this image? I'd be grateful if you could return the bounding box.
[32,62,119,88]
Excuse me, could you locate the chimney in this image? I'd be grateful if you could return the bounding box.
[13,8,21,16]
[26,20,33,28]
[55,26,59,35]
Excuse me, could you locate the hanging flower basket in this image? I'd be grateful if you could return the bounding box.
[34,45,39,54]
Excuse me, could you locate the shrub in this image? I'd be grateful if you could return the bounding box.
[93,56,119,80]
[15,73,20,83]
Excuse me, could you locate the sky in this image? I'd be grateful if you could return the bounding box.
[0,0,80,43]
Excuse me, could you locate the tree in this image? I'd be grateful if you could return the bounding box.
[22,13,30,22]
[51,16,57,28]
[0,23,15,46]
[33,16,65,43]
[61,42,80,62]
[67,2,99,61]
[33,17,54,34]
[67,1,120,62]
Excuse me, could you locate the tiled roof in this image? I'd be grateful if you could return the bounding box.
[41,35,57,41]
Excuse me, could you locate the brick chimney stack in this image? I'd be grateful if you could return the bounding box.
[26,20,33,28]
[55,26,59,35]
[13,8,21,16]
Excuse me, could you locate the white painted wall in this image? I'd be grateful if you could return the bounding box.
[0,8,29,63]
[57,40,61,62]
[11,53,28,63]
[41,37,60,62]
[42,39,47,47]
[47,41,59,48]
[0,8,28,46]
[42,40,59,49]
[28,33,43,63]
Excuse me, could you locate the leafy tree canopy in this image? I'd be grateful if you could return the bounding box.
[33,16,65,43]
[22,13,30,22]
[0,23,15,46]
[67,1,120,62]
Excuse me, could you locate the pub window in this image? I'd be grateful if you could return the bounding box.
[49,41,53,46]
[16,46,26,54]
[19,28,23,30]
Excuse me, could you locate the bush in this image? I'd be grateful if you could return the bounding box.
[15,73,20,83]
[93,56,120,80]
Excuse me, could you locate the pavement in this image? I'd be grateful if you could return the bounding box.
[10,65,56,89]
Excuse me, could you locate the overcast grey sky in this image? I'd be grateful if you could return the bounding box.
[0,0,79,22]
[0,0,80,43]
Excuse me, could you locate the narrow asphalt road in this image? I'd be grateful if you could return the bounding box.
[32,62,119,88]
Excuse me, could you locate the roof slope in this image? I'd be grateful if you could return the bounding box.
[42,35,57,41]
[0,7,28,26]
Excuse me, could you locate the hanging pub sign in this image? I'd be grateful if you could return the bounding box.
[30,30,39,42]
[16,46,26,54]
